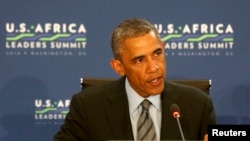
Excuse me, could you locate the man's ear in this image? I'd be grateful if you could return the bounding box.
[110,59,125,76]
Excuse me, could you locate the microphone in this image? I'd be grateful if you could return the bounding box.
[170,103,185,141]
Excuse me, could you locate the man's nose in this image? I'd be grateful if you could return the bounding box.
[147,59,159,73]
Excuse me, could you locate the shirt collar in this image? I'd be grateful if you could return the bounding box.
[125,78,161,113]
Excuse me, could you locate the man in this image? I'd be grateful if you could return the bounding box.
[54,18,216,141]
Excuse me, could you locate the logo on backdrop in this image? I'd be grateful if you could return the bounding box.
[34,99,70,125]
[5,22,87,56]
[155,23,234,57]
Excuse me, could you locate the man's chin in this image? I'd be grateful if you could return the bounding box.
[148,87,164,95]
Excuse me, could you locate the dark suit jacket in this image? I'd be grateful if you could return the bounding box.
[54,77,216,141]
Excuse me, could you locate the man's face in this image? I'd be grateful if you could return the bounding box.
[119,31,166,97]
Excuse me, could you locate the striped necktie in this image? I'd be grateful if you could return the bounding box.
[137,99,156,141]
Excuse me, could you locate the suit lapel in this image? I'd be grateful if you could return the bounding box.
[102,79,185,140]
[160,81,183,140]
[104,77,134,140]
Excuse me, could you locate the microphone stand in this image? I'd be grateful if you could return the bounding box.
[176,115,185,141]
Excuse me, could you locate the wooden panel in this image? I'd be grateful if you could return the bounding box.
[80,77,211,95]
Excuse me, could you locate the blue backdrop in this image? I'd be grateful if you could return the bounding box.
[0,0,250,140]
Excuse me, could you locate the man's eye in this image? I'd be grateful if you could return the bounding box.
[135,59,142,64]
[155,51,162,56]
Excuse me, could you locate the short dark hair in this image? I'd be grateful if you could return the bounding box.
[110,18,161,59]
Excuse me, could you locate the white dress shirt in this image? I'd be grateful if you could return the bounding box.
[125,78,162,141]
